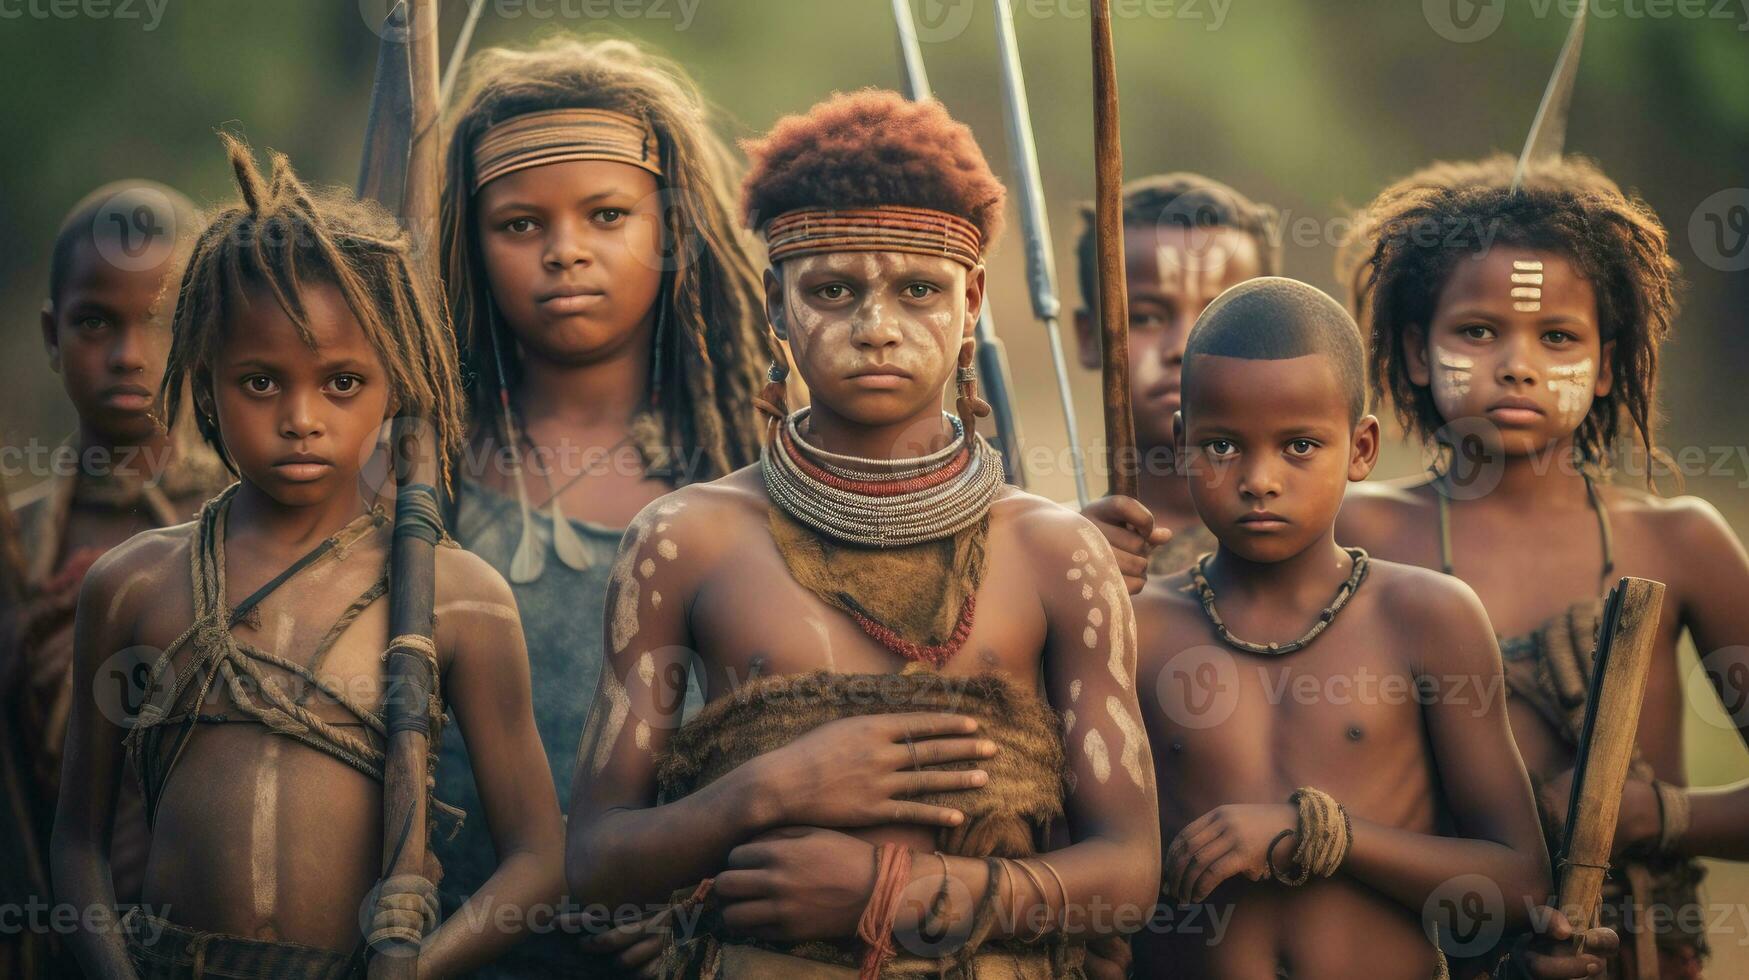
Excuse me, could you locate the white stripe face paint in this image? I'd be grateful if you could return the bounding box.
[1432,348,1474,402]
[1510,259,1544,312]
[1546,358,1595,429]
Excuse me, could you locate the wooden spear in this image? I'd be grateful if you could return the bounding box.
[359,1,444,976]
[1090,0,1137,498]
[1552,576,1665,959]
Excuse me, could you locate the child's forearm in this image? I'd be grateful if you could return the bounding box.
[901,837,1158,945]
[568,758,778,910]
[421,845,564,980]
[49,836,136,979]
[1342,818,1547,928]
[1666,779,1749,861]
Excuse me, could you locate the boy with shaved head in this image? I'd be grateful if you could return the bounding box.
[1131,277,1604,978]
[1,181,227,977]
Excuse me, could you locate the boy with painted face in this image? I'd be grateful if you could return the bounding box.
[1074,174,1278,587]
[1132,277,1570,978]
[566,90,1160,977]
[52,139,564,980]
[0,181,228,977]
[1339,154,1749,978]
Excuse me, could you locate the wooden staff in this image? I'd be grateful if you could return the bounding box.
[1553,576,1665,952]
[359,1,444,976]
[1090,0,1137,498]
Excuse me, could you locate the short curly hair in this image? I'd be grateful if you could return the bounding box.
[1344,153,1678,472]
[739,89,1005,252]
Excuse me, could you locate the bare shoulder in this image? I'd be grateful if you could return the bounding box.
[434,542,517,609]
[1338,477,1435,543]
[637,465,765,542]
[1604,483,1739,548]
[1132,568,1205,659]
[1361,557,1497,669]
[80,520,197,631]
[989,486,1111,565]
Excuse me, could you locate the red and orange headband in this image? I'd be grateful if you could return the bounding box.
[472,108,662,192]
[762,205,983,269]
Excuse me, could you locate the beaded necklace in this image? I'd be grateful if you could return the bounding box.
[1188,547,1371,656]
[761,408,1001,548]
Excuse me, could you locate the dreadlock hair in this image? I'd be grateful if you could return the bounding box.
[1344,153,1678,476]
[737,89,1007,424]
[1075,172,1281,312]
[160,133,465,488]
[441,36,766,484]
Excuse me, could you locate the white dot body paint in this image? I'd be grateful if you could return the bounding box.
[590,667,631,775]
[634,721,651,751]
[1106,695,1148,789]
[609,521,650,654]
[657,539,679,561]
[1546,358,1595,429]
[1066,568,1082,581]
[637,652,656,687]
[1071,549,1089,565]
[1433,348,1474,401]
[651,591,663,609]
[1072,526,1135,692]
[1063,708,1077,735]
[1083,627,1098,648]
[1069,679,1082,703]
[1083,730,1111,783]
[639,558,656,579]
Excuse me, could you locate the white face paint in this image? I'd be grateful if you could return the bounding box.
[1546,358,1595,429]
[1511,259,1545,313]
[1432,348,1474,402]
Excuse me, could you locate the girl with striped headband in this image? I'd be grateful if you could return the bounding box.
[432,35,769,977]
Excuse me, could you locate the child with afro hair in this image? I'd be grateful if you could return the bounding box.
[566,89,1159,979]
[1338,153,1749,978]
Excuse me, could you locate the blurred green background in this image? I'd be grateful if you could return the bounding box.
[2,0,1745,963]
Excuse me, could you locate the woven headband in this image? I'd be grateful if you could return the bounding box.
[763,206,982,268]
[472,108,662,192]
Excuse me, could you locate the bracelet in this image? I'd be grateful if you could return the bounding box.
[1651,778,1691,853]
[1271,788,1352,886]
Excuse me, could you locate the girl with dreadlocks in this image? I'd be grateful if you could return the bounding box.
[1337,154,1749,979]
[52,135,563,980]
[433,35,770,975]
